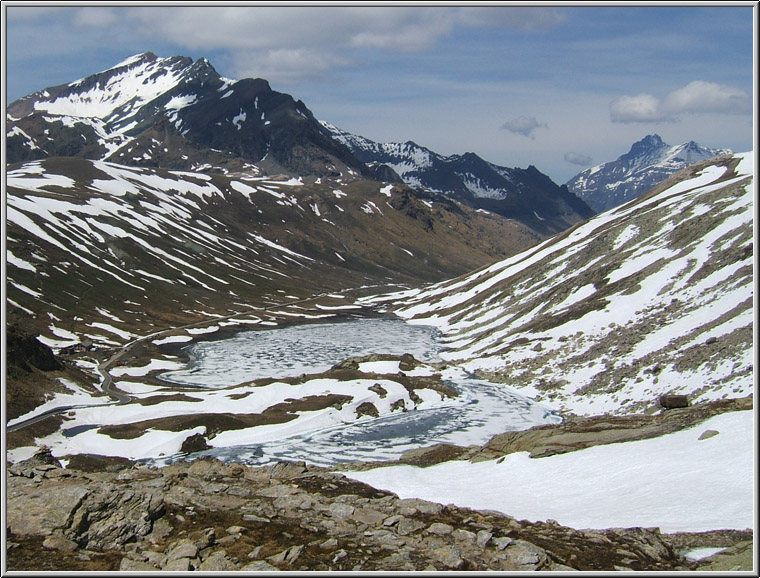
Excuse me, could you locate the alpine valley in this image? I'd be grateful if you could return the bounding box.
[5,51,591,418]
[4,53,755,572]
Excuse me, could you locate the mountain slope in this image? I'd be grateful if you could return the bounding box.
[323,121,594,236]
[5,156,541,352]
[566,134,731,212]
[372,152,754,416]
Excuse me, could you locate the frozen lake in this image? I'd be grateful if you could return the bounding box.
[201,376,562,467]
[156,317,561,466]
[160,318,442,386]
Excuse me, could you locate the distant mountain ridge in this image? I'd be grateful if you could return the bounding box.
[6,51,592,236]
[565,134,731,212]
[322,121,594,235]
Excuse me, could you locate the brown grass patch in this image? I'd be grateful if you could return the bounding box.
[96,394,354,439]
[133,393,204,406]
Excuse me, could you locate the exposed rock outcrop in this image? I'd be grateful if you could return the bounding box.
[470,396,752,461]
[7,451,743,572]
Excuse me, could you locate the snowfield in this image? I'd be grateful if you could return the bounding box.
[347,409,754,533]
[6,375,448,463]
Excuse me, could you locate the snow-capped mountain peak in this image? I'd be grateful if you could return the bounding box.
[566,134,732,212]
[9,52,217,123]
[6,53,368,179]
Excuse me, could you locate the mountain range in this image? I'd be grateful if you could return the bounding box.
[322,121,593,235]
[565,134,732,212]
[6,51,592,238]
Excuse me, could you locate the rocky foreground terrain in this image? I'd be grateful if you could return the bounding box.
[6,396,753,572]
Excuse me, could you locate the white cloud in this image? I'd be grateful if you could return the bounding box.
[346,8,457,51]
[611,81,751,123]
[74,8,119,28]
[609,93,669,123]
[6,6,66,21]
[114,6,565,54]
[63,6,567,86]
[501,116,546,138]
[94,7,460,84]
[564,152,593,166]
[663,80,751,115]
[116,7,458,53]
[232,49,351,85]
[455,6,567,31]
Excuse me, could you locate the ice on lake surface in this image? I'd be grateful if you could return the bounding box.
[154,317,561,467]
[160,318,442,386]
[199,376,562,467]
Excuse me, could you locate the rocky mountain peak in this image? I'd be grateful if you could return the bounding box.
[566,134,731,212]
[112,50,162,69]
[182,55,223,83]
[619,134,669,165]
[6,53,369,179]
[632,133,665,149]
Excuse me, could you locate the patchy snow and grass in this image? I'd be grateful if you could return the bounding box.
[110,358,186,377]
[387,152,754,416]
[7,379,107,428]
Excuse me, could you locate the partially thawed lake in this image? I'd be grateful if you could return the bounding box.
[157,318,562,466]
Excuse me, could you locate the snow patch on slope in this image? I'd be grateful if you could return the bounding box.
[384,152,754,416]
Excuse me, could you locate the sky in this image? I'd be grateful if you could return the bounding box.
[3,2,756,183]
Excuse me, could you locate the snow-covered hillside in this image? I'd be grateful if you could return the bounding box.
[367,152,754,416]
[6,157,532,351]
[566,134,732,212]
[348,408,753,533]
